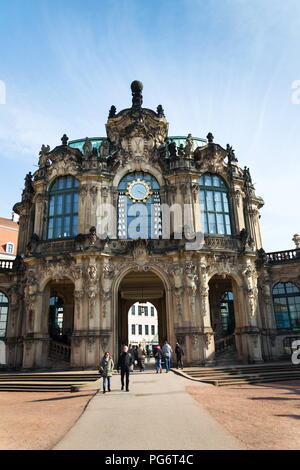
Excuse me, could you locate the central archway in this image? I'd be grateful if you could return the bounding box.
[116,269,169,357]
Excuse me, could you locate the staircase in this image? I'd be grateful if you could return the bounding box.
[0,371,100,392]
[181,362,300,386]
[214,334,239,366]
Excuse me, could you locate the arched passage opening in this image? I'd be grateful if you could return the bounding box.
[209,274,238,361]
[117,270,168,358]
[43,279,74,363]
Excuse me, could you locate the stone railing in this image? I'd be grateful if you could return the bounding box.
[30,238,75,256]
[0,260,13,271]
[204,235,240,251]
[266,249,300,264]
[215,334,236,354]
[49,340,71,362]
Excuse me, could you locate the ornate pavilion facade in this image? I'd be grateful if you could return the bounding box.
[0,81,299,370]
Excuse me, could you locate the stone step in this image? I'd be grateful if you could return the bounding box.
[0,375,99,382]
[179,363,300,386]
[185,364,296,376]
[211,373,300,386]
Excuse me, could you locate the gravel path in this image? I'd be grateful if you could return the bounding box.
[0,391,94,450]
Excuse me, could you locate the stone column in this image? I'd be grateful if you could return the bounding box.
[199,259,215,363]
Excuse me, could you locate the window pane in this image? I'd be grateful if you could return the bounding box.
[214,192,223,212]
[205,175,212,186]
[213,175,221,187]
[286,283,299,294]
[56,195,63,215]
[208,213,217,234]
[0,293,8,303]
[206,191,214,211]
[73,193,79,214]
[216,214,225,234]
[222,193,229,212]
[71,216,78,237]
[49,197,55,216]
[65,193,72,214]
[63,216,71,237]
[55,217,62,238]
[48,219,54,239]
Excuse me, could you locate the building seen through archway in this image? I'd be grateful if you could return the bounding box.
[128,301,158,348]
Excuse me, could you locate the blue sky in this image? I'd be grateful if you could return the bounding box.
[0,0,299,251]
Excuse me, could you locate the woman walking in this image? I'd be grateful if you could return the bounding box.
[99,352,114,394]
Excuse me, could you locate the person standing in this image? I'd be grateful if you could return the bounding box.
[175,342,184,369]
[154,345,163,374]
[162,340,173,373]
[99,352,114,394]
[146,345,151,363]
[117,345,133,392]
[137,343,146,372]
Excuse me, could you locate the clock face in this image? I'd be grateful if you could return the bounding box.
[126,179,152,202]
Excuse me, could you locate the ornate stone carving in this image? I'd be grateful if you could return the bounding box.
[191,334,199,351]
[185,262,198,295]
[243,263,258,318]
[74,290,84,319]
[204,332,213,349]
[82,138,93,158]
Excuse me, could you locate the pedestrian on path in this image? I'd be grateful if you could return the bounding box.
[146,345,151,363]
[137,343,146,372]
[99,352,114,394]
[117,345,133,392]
[154,345,163,373]
[175,342,184,369]
[162,340,172,373]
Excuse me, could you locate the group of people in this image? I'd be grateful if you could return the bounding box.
[98,341,185,394]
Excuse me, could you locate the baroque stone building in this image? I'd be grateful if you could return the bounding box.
[0,80,299,370]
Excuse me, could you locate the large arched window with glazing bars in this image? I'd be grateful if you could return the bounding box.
[272,282,300,329]
[117,172,162,239]
[199,174,232,235]
[47,176,79,239]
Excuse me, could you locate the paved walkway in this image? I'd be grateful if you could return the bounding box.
[54,369,244,450]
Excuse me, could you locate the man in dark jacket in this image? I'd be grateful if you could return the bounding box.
[117,345,133,391]
[175,342,184,369]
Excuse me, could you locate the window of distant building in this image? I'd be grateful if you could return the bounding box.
[199,174,232,235]
[151,325,155,335]
[145,325,149,335]
[5,243,14,254]
[138,325,142,335]
[132,324,136,335]
[47,176,79,239]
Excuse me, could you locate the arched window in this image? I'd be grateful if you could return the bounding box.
[199,174,232,235]
[0,292,9,338]
[47,176,79,239]
[117,172,161,239]
[272,282,300,329]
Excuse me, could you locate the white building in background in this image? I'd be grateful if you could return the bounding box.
[128,302,158,347]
